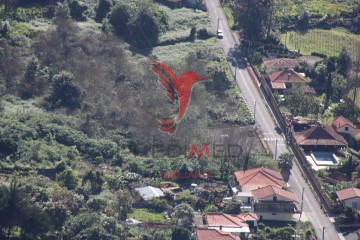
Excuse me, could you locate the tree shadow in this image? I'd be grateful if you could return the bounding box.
[227,44,248,69]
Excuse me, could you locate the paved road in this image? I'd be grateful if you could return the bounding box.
[204,0,342,239]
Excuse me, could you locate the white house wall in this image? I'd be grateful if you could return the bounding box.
[337,125,355,136]
[256,195,293,202]
[256,212,295,221]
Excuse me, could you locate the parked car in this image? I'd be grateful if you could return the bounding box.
[217,29,223,38]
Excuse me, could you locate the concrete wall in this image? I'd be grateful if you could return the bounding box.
[256,212,294,221]
[235,195,253,204]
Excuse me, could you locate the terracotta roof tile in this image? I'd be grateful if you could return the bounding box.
[206,213,249,228]
[251,185,299,204]
[234,167,286,189]
[196,229,241,240]
[238,212,258,221]
[332,116,355,129]
[336,188,360,201]
[268,68,308,84]
[355,129,360,138]
[263,58,299,70]
[271,82,286,89]
[305,86,316,94]
[293,125,347,146]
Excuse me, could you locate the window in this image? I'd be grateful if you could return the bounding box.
[272,213,276,215]
[352,202,357,208]
[345,127,349,131]
[273,196,277,202]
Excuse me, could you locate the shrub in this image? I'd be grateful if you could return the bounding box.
[311,52,327,58]
[109,0,168,48]
[95,0,113,23]
[148,198,169,212]
[197,27,212,39]
[46,71,81,110]
[56,168,79,190]
[69,0,87,21]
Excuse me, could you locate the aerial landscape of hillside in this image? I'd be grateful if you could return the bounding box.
[1,0,360,239]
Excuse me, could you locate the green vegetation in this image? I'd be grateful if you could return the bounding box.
[0,0,259,237]
[223,5,235,29]
[280,28,360,59]
[276,0,354,17]
[129,208,169,223]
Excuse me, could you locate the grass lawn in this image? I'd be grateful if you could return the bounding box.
[129,208,170,224]
[280,28,360,59]
[276,0,353,17]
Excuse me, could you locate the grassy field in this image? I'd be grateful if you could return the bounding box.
[129,208,170,223]
[276,0,354,17]
[154,7,219,64]
[280,28,360,59]
[152,6,253,125]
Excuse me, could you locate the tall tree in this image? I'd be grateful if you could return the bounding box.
[235,0,275,41]
[20,57,40,99]
[0,181,52,239]
[171,227,191,240]
[278,152,294,171]
[171,203,194,227]
[113,189,133,221]
[330,72,347,102]
[348,59,360,118]
[337,47,352,77]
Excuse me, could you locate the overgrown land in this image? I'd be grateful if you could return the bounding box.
[0,0,261,239]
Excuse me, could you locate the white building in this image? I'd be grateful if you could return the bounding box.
[336,187,360,210]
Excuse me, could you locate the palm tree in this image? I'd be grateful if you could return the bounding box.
[278,153,294,171]
[278,153,294,181]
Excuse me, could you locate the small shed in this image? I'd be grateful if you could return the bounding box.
[135,186,164,201]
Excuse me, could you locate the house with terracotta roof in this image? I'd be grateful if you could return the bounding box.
[252,185,300,221]
[195,229,240,240]
[205,212,250,238]
[238,212,258,227]
[263,58,299,73]
[233,167,287,193]
[336,187,360,210]
[332,116,356,137]
[266,68,309,93]
[293,125,347,151]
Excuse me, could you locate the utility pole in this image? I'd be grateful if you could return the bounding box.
[322,226,325,240]
[274,139,278,160]
[254,101,257,121]
[301,187,305,214]
[216,18,220,34]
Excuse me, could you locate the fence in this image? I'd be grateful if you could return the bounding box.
[248,62,334,213]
